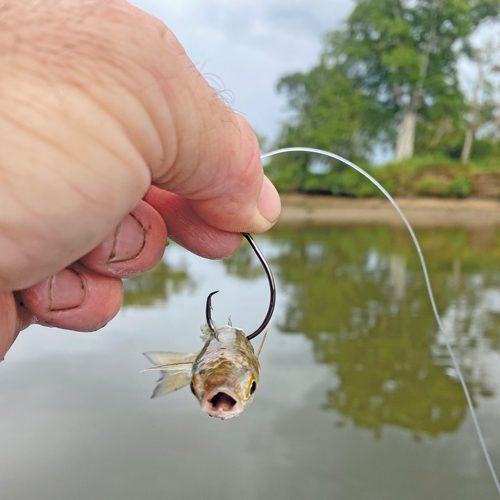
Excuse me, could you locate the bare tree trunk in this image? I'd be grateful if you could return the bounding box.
[392,11,436,163]
[460,127,474,163]
[395,109,417,161]
[460,50,486,164]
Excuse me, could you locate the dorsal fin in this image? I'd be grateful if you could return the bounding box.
[256,328,269,358]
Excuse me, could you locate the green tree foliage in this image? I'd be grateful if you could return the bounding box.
[269,0,499,194]
[266,65,379,195]
[277,65,375,158]
[325,0,498,160]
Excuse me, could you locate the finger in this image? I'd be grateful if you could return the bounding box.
[0,292,19,361]
[20,265,123,332]
[143,187,242,259]
[80,200,167,278]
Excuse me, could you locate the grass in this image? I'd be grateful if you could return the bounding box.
[268,154,500,198]
[375,155,498,198]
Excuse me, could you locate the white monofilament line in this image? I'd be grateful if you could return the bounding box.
[262,146,500,496]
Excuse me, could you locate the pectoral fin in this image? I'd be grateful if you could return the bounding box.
[151,370,192,398]
[143,351,196,398]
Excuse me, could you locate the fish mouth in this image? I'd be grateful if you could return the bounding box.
[201,389,242,419]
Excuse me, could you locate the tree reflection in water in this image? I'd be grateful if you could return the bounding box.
[228,225,500,438]
[123,260,194,307]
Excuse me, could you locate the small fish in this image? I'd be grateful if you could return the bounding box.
[143,323,266,420]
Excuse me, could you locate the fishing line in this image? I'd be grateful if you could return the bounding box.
[262,146,500,495]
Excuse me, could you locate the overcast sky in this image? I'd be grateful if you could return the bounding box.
[128,1,498,154]
[129,0,354,143]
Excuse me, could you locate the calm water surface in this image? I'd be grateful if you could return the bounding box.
[1,225,499,500]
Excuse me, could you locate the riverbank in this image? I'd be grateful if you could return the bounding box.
[278,194,500,227]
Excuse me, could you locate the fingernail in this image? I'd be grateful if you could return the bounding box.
[107,214,146,263]
[257,176,281,224]
[49,269,86,311]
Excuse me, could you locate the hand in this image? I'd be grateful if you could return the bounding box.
[0,0,281,360]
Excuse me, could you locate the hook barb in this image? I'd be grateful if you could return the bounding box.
[204,233,276,340]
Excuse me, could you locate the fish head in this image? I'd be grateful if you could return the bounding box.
[191,358,259,420]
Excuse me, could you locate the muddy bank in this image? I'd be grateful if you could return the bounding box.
[278,194,500,227]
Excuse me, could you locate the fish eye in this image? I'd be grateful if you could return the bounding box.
[249,380,257,395]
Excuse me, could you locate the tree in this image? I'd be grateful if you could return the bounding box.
[276,64,375,159]
[324,0,499,161]
[460,38,500,163]
[271,0,499,195]
[268,64,381,194]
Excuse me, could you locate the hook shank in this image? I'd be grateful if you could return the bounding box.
[205,233,276,340]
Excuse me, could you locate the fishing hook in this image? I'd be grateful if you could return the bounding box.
[205,233,276,340]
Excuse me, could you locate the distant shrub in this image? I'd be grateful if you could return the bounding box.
[414,174,471,198]
[327,168,380,197]
[470,139,499,160]
[415,175,449,196]
[268,153,494,197]
[447,176,471,198]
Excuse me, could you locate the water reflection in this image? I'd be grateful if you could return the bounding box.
[221,243,264,280]
[123,260,194,307]
[264,226,500,437]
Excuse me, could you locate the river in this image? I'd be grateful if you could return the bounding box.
[1,224,499,499]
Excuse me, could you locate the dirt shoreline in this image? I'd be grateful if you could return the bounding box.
[278,194,500,227]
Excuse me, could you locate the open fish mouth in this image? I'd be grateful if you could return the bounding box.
[210,392,237,410]
[201,389,243,419]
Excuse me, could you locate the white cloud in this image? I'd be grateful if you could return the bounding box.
[129,0,353,142]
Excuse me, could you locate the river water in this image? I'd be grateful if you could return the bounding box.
[1,224,499,499]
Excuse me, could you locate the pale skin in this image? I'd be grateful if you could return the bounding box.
[0,1,281,359]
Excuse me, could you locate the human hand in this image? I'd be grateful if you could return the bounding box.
[0,0,281,359]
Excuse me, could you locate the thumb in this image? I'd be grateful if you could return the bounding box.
[103,2,282,232]
[156,113,281,233]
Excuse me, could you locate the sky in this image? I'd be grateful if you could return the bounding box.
[129,0,354,144]
[128,1,498,155]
